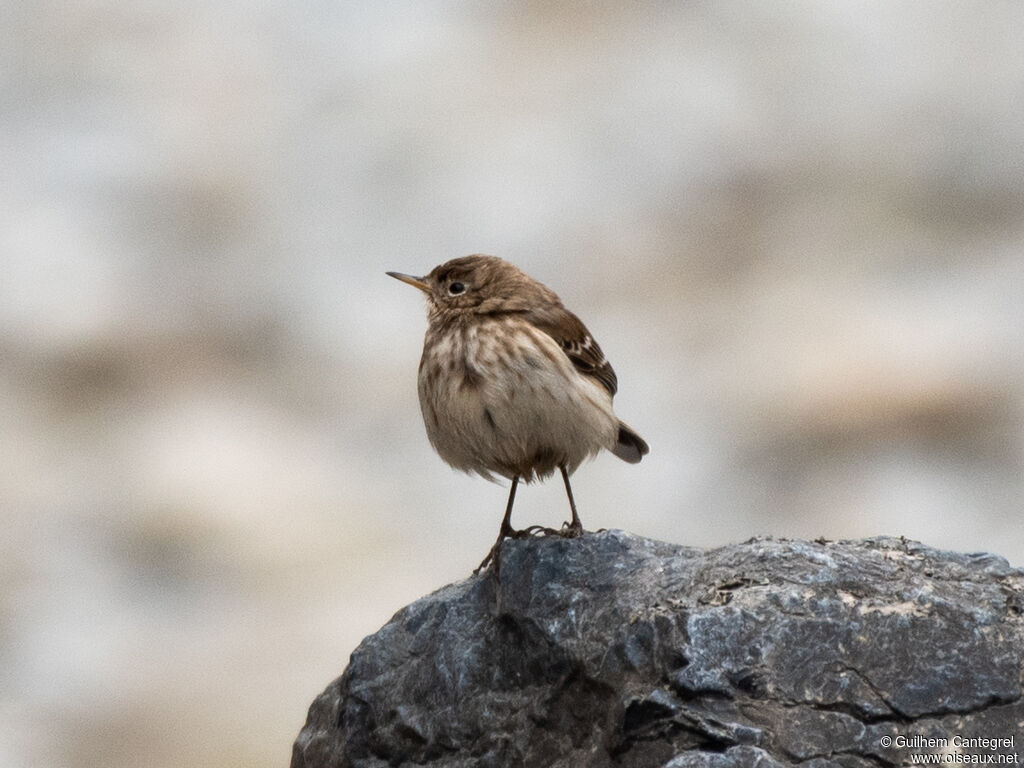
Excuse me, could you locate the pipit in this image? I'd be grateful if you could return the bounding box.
[387,255,649,572]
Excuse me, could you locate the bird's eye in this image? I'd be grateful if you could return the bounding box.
[448,282,466,295]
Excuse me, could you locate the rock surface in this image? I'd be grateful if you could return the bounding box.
[292,531,1024,767]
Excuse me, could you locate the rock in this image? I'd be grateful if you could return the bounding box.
[291,531,1024,768]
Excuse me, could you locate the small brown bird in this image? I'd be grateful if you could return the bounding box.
[387,255,649,572]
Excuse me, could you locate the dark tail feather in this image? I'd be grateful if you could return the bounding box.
[612,420,649,464]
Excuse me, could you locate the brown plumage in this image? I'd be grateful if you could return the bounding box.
[387,254,649,571]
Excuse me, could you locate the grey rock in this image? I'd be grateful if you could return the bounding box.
[291,531,1024,768]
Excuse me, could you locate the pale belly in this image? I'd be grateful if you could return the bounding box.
[417,318,617,481]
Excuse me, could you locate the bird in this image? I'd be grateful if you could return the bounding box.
[387,255,649,572]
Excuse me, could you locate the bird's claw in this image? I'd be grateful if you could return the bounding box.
[560,520,584,539]
[473,521,584,576]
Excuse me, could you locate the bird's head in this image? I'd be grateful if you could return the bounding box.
[387,255,558,318]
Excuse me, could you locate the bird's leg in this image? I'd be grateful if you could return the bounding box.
[474,476,520,574]
[559,465,584,538]
[520,465,586,538]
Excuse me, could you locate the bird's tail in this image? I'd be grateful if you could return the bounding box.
[612,420,649,464]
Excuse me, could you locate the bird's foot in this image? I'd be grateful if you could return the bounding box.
[474,541,505,574]
[559,519,584,539]
[473,522,584,574]
[474,526,533,574]
[509,526,541,539]
[518,522,584,538]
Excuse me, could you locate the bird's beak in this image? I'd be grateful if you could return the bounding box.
[386,271,431,294]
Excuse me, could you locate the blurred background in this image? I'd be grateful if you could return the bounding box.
[2,2,1023,766]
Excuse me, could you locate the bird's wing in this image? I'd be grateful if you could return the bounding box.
[526,307,619,397]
